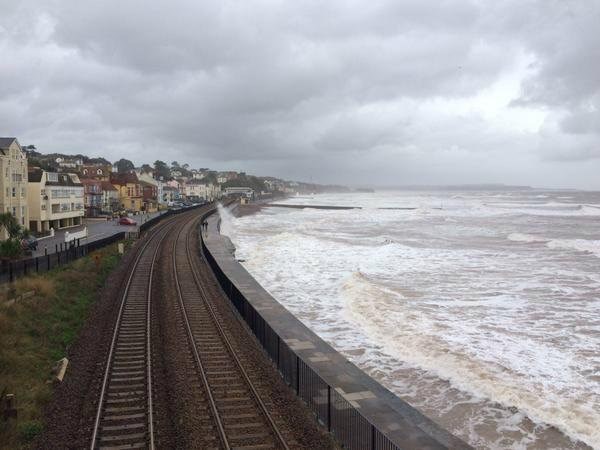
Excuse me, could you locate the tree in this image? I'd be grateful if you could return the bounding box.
[0,213,29,259]
[140,164,153,174]
[153,160,171,180]
[171,161,179,168]
[115,158,135,173]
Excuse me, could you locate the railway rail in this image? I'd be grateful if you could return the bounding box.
[171,214,290,449]
[90,206,293,449]
[89,213,184,449]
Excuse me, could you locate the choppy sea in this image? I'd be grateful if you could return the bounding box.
[218,190,600,450]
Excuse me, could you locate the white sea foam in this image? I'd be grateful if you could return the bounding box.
[507,233,546,243]
[225,190,600,449]
[547,239,600,258]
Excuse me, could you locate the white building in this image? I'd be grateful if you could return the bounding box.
[28,169,85,232]
[184,179,221,202]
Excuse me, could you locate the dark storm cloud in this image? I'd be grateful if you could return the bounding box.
[1,0,599,188]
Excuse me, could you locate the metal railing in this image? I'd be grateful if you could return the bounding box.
[199,211,401,450]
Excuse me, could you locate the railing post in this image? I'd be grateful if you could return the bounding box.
[9,262,13,282]
[327,385,331,432]
[371,424,375,450]
[277,335,280,369]
[23,260,27,276]
[35,257,39,273]
[47,254,50,270]
[296,355,300,394]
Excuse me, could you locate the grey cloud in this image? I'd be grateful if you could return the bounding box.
[1,0,599,189]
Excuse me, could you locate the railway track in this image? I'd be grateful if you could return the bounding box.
[171,214,290,449]
[89,214,183,449]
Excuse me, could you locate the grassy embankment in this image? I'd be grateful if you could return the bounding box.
[0,242,128,449]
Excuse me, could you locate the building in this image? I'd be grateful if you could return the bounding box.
[80,164,112,180]
[161,185,179,204]
[27,169,84,232]
[100,181,119,214]
[217,171,238,184]
[184,179,221,202]
[0,138,29,238]
[110,172,143,212]
[81,179,103,217]
[140,180,158,212]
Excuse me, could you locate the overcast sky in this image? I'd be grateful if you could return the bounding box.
[1,1,599,189]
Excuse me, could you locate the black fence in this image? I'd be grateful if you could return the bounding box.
[0,206,200,284]
[199,212,401,450]
[0,232,125,284]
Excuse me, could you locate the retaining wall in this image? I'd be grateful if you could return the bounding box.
[200,207,471,450]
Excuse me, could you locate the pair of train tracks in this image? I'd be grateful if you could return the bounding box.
[90,208,289,449]
[171,215,289,450]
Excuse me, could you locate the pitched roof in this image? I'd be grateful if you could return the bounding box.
[100,181,118,191]
[110,171,139,185]
[0,137,17,149]
[28,167,44,183]
[0,137,18,155]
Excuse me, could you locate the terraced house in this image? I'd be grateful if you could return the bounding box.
[27,168,85,232]
[0,137,29,239]
[110,172,143,212]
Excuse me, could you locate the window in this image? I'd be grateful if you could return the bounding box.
[41,204,46,210]
[47,172,58,182]
[5,188,8,197]
[11,187,15,197]
[21,188,25,197]
[12,207,16,216]
[11,173,22,182]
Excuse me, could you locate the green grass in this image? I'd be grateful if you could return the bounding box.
[0,242,128,449]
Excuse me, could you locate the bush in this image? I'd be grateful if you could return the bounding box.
[17,420,43,442]
[0,239,23,259]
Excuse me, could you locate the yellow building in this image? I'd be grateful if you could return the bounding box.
[0,138,29,239]
[110,172,143,212]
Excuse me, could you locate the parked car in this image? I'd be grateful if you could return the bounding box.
[21,236,38,251]
[118,217,137,226]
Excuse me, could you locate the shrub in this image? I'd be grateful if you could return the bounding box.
[0,239,23,259]
[17,420,43,442]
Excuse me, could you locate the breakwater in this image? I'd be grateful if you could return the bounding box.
[267,203,424,210]
[199,205,471,450]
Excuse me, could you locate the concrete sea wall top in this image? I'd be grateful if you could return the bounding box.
[202,208,471,450]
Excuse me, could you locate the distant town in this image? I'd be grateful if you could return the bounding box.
[0,137,347,242]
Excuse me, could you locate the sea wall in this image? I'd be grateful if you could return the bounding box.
[199,206,471,450]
